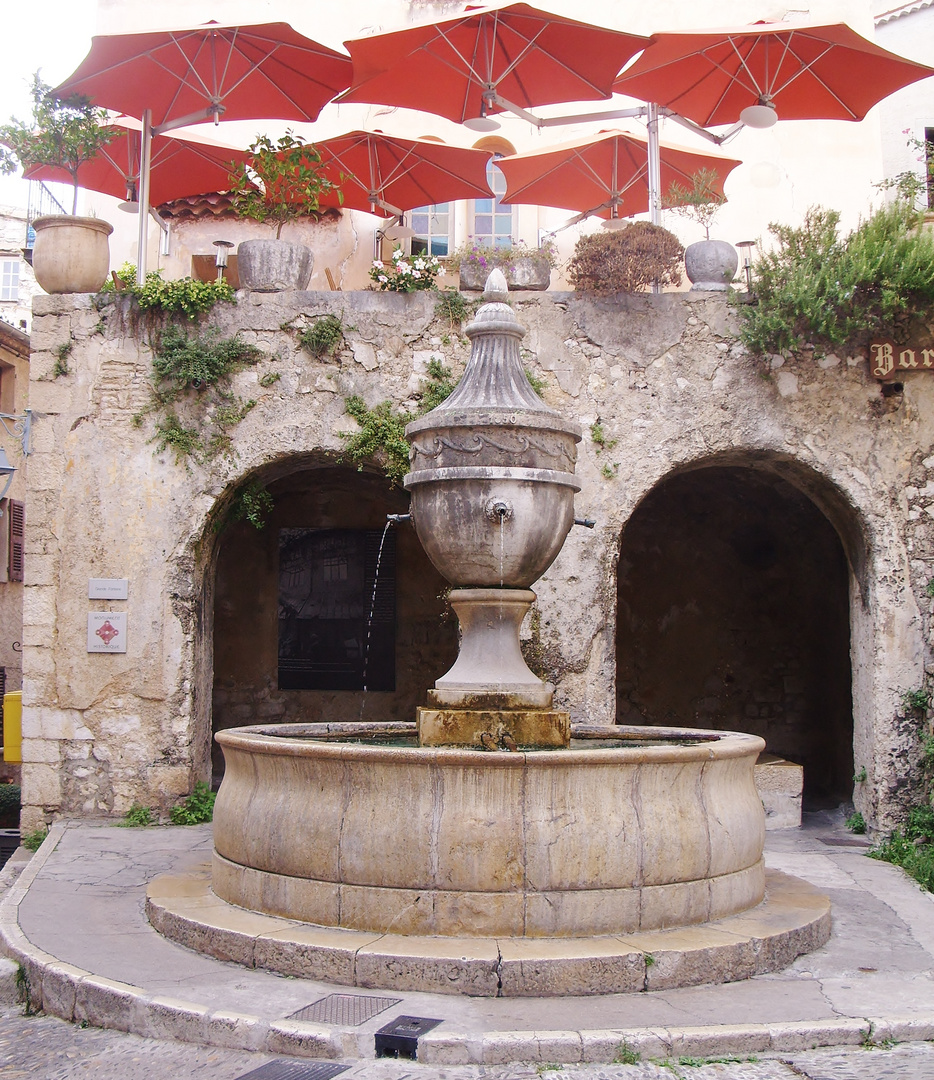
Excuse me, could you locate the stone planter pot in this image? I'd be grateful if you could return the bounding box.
[459,256,551,291]
[237,239,314,292]
[684,239,738,292]
[31,215,113,294]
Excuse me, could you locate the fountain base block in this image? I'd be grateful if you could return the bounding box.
[417,706,570,748]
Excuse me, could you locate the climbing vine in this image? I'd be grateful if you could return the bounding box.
[136,326,264,464]
[341,358,456,484]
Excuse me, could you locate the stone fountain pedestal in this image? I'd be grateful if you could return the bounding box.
[191,270,831,996]
[404,271,580,750]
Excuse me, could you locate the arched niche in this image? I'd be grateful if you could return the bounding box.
[616,457,863,806]
[205,458,457,781]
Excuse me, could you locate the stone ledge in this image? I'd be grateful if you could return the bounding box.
[146,866,830,997]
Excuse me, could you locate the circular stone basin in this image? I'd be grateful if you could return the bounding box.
[213,723,766,938]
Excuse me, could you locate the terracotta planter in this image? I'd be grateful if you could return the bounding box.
[237,239,314,292]
[684,239,738,292]
[459,256,551,291]
[31,216,113,294]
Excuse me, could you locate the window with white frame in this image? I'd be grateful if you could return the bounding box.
[411,203,452,257]
[470,157,515,248]
[0,259,20,302]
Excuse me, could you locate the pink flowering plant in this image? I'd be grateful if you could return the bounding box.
[448,236,559,275]
[369,249,442,292]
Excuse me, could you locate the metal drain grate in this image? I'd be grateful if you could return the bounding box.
[233,1062,350,1080]
[288,994,402,1026]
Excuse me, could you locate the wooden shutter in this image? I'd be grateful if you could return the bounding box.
[8,500,23,582]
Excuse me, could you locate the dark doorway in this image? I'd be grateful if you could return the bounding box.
[616,466,853,806]
[211,463,457,781]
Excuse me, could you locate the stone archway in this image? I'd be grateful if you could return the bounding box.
[616,463,856,807]
[208,461,457,782]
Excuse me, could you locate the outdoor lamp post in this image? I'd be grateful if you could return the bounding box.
[736,240,756,292]
[213,240,234,281]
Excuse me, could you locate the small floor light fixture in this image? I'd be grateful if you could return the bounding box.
[736,240,756,292]
[213,240,234,281]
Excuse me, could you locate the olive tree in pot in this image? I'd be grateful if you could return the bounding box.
[0,74,117,293]
[665,168,738,291]
[228,132,339,292]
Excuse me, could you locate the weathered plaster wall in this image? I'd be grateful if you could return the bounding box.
[18,286,934,833]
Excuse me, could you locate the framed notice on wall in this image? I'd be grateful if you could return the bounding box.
[277,528,396,692]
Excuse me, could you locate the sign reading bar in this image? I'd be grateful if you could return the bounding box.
[88,578,129,600]
[870,339,934,380]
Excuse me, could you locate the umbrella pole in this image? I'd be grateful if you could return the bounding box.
[136,110,153,285]
[646,102,661,227]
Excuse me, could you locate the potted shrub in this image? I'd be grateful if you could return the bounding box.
[449,237,558,291]
[0,74,116,294]
[664,168,738,291]
[228,132,339,292]
[568,222,683,294]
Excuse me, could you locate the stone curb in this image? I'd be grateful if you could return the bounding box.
[0,825,930,1063]
[147,866,832,999]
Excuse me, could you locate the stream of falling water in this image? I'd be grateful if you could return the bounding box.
[359,520,392,722]
[499,513,505,588]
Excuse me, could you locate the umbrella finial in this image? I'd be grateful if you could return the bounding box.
[483,268,509,303]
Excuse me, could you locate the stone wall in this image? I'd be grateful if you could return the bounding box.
[19,286,934,832]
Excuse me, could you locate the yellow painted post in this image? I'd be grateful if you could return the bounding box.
[3,691,22,764]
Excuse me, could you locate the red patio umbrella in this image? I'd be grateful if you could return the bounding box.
[312,131,493,218]
[22,117,247,208]
[612,21,934,129]
[53,21,353,279]
[54,22,352,130]
[340,2,649,128]
[498,129,742,224]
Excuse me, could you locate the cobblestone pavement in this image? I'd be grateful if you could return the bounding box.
[2,1007,934,1080]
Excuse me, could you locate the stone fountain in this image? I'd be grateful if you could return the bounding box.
[188,272,830,996]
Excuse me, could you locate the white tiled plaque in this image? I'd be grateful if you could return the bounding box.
[88,578,129,600]
[87,612,127,653]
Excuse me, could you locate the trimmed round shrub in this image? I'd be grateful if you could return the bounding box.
[569,222,683,294]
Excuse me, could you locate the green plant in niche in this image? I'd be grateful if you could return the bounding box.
[435,288,472,330]
[299,314,344,358]
[846,811,867,834]
[229,480,274,530]
[140,326,264,464]
[925,577,934,599]
[590,420,618,454]
[340,358,457,484]
[259,371,281,388]
[524,367,547,395]
[53,341,73,378]
[21,827,47,852]
[118,804,154,827]
[170,781,216,825]
[902,688,931,714]
[612,1042,640,1065]
[854,767,867,783]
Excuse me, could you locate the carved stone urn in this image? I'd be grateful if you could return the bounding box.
[404,270,581,747]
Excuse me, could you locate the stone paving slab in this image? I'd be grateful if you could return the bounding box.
[0,817,933,1065]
